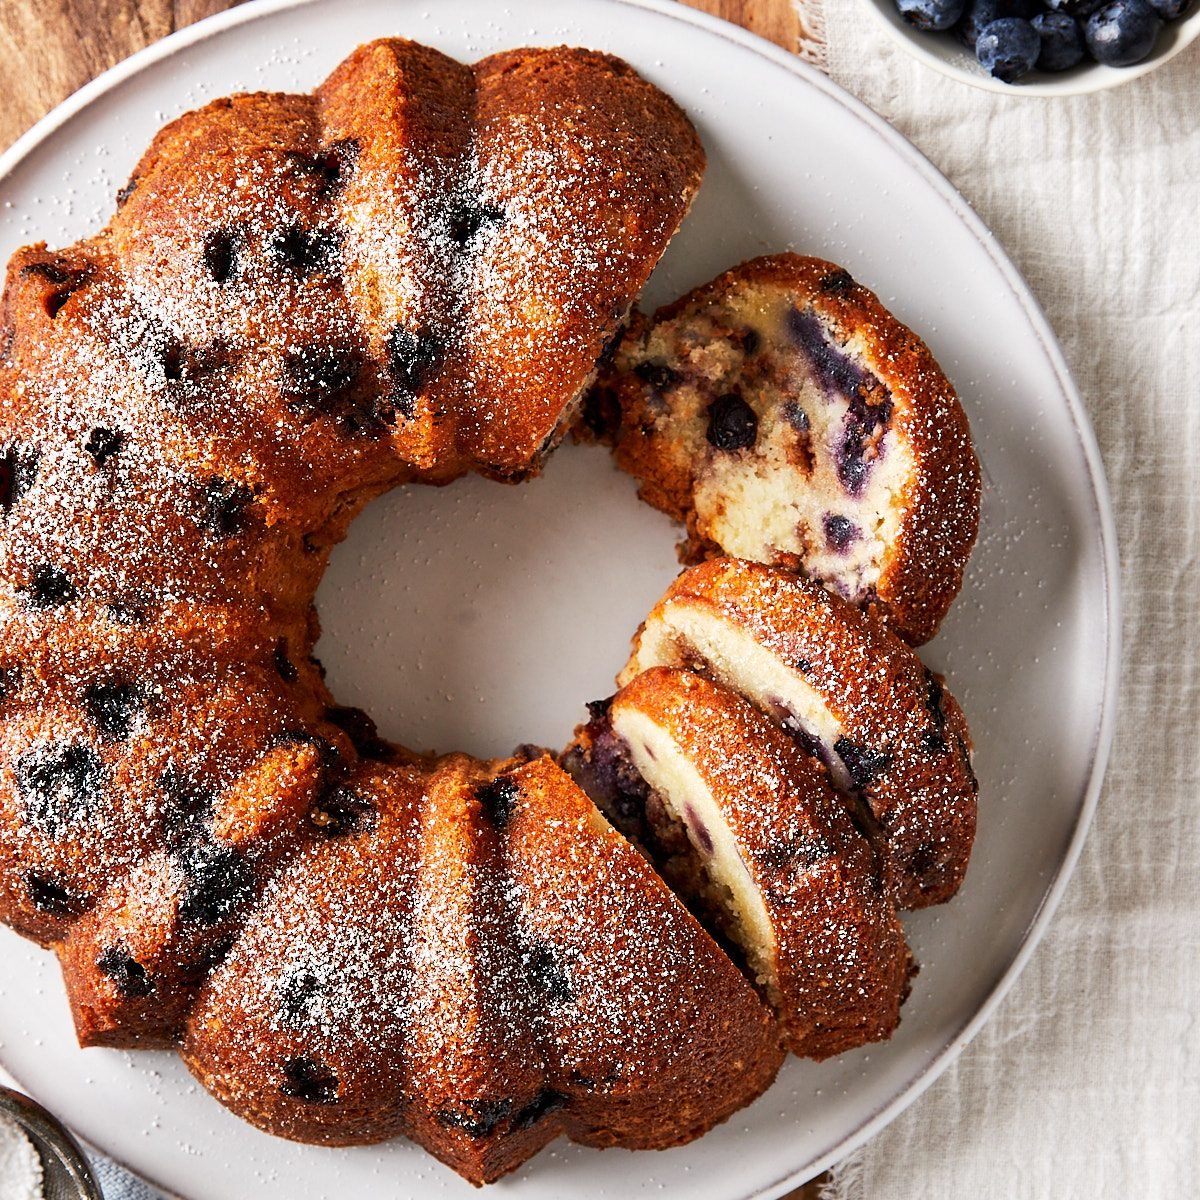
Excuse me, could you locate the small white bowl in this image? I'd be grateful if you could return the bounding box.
[860,0,1200,93]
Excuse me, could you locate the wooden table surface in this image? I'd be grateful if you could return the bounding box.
[0,1,824,1196]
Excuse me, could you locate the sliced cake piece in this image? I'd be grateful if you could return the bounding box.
[620,558,978,909]
[585,253,980,645]
[495,754,784,1150]
[564,667,912,1060]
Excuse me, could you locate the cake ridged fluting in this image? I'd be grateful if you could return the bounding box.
[0,39,779,1186]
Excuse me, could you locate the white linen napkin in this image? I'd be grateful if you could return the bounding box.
[806,3,1200,1196]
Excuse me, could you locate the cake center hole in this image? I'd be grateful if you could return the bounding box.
[315,444,681,759]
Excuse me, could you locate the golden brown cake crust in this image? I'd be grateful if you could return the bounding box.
[589,253,981,646]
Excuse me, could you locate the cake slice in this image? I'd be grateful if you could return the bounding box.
[585,254,980,645]
[497,754,784,1150]
[565,668,913,1059]
[621,558,978,909]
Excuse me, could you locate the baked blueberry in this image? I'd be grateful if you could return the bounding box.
[633,360,683,392]
[833,738,894,790]
[820,268,855,293]
[176,841,254,926]
[1085,0,1163,63]
[23,565,78,609]
[23,871,90,917]
[524,943,573,1003]
[824,513,860,553]
[386,326,441,416]
[0,664,20,706]
[270,224,340,275]
[84,427,125,466]
[198,477,254,539]
[475,776,520,830]
[308,785,376,838]
[1,443,40,511]
[281,345,370,430]
[280,1056,339,1105]
[279,968,323,1023]
[285,139,360,194]
[115,176,139,207]
[705,393,758,451]
[160,767,215,848]
[754,833,834,872]
[324,705,391,761]
[435,1099,513,1138]
[16,743,106,836]
[786,307,871,399]
[447,201,505,245]
[202,228,240,285]
[511,1089,567,1130]
[97,945,154,998]
[83,680,142,741]
[274,640,298,683]
[976,17,1042,80]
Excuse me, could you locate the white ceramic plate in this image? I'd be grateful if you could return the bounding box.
[0,2,1118,1198]
[859,0,1200,95]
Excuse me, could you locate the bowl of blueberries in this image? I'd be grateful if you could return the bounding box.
[864,0,1198,91]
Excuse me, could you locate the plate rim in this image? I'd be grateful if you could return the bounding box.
[0,1,1121,1197]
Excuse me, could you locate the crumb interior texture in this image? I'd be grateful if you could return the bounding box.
[589,254,981,646]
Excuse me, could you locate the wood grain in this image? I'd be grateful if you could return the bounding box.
[0,2,828,1196]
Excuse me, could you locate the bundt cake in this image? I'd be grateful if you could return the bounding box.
[582,253,982,645]
[618,557,979,909]
[0,33,982,1190]
[563,666,915,1059]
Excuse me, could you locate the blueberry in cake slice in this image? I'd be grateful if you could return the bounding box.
[565,667,914,1059]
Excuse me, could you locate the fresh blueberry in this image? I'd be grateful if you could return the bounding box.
[957,0,1041,45]
[705,393,758,451]
[897,0,968,31]
[1086,0,1164,60]
[1043,0,1105,15]
[1031,10,1088,65]
[976,17,1042,80]
[1144,0,1190,17]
